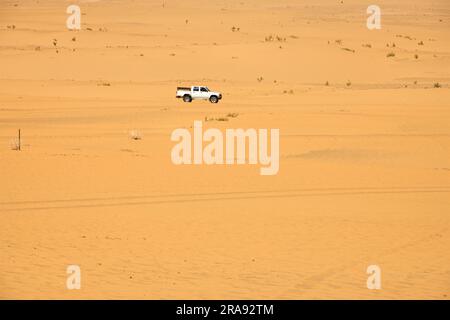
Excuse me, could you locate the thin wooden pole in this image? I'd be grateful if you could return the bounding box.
[18,129,21,151]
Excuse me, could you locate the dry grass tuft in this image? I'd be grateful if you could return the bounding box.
[129,130,142,140]
[387,52,395,58]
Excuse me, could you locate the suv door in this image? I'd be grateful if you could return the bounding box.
[192,87,201,99]
[199,87,210,100]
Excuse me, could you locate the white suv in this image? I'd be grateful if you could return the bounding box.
[176,86,222,103]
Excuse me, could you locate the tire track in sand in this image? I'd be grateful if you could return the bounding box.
[1,186,450,212]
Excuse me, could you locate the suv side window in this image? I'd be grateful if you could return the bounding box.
[193,87,199,92]
[200,87,208,92]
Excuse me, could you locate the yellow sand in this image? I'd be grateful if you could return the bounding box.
[0,0,449,299]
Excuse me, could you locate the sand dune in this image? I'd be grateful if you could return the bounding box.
[0,0,449,299]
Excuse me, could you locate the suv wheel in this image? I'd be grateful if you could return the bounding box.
[183,95,192,103]
[209,95,219,103]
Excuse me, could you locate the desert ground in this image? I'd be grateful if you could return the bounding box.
[0,0,449,299]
